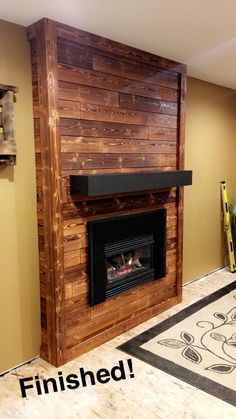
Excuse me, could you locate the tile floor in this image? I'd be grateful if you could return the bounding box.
[0,268,236,419]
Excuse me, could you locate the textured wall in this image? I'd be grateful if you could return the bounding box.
[0,20,40,373]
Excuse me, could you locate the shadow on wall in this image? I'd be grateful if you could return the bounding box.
[0,166,14,181]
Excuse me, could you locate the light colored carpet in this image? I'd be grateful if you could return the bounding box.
[142,286,236,391]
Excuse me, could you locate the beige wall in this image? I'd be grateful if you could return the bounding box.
[183,77,236,283]
[1,20,236,372]
[0,20,40,373]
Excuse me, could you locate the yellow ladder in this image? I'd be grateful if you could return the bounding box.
[221,181,236,272]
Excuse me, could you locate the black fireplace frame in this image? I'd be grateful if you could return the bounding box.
[88,209,166,306]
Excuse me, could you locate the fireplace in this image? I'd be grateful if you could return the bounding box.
[29,18,192,366]
[88,209,166,306]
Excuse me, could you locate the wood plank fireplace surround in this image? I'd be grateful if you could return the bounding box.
[28,18,192,367]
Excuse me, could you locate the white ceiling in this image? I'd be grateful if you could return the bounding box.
[1,0,236,89]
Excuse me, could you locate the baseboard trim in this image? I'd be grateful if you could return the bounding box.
[0,355,39,377]
[183,265,228,288]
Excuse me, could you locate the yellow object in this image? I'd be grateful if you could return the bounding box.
[220,181,236,272]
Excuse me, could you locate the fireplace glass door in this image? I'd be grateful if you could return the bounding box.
[105,234,155,297]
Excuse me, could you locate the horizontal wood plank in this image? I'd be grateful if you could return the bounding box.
[56,22,185,74]
[60,118,149,139]
[61,152,177,170]
[62,191,177,218]
[61,136,176,154]
[163,87,178,102]
[58,100,81,118]
[149,126,177,141]
[65,293,179,361]
[93,55,179,89]
[58,81,119,107]
[119,93,178,115]
[80,103,177,128]
[58,64,165,100]
[58,41,92,69]
[61,136,102,153]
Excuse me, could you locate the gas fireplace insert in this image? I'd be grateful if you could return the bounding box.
[88,209,166,306]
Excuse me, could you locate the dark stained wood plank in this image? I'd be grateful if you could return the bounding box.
[63,219,86,237]
[61,136,154,154]
[61,152,177,170]
[61,136,102,153]
[59,118,149,139]
[148,140,177,154]
[30,39,37,65]
[149,126,177,141]
[61,166,178,179]
[31,63,38,84]
[62,190,177,218]
[64,248,87,269]
[80,103,177,128]
[34,118,40,136]
[119,93,178,115]
[65,306,90,327]
[162,87,178,102]
[101,138,148,154]
[56,21,185,74]
[58,99,81,118]
[33,19,65,367]
[58,81,119,107]
[84,138,176,154]
[64,263,87,284]
[93,55,179,89]
[58,41,92,69]
[58,64,164,100]
[62,209,176,242]
[64,234,88,252]
[32,82,39,106]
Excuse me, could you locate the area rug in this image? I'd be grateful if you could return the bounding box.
[118,281,236,406]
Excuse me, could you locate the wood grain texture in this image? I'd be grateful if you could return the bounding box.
[80,103,177,127]
[61,152,177,170]
[28,17,186,367]
[58,64,166,100]
[60,118,149,139]
[58,99,81,118]
[93,55,179,89]
[56,21,184,73]
[119,93,178,115]
[58,81,119,107]
[61,136,176,154]
[58,41,92,69]
[30,19,65,367]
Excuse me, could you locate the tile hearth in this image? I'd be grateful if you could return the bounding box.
[0,268,236,419]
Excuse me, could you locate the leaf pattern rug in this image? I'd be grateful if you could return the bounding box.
[118,281,236,406]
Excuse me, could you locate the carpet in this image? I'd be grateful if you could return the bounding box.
[118,280,236,406]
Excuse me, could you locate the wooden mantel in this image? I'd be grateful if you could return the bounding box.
[28,18,187,367]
